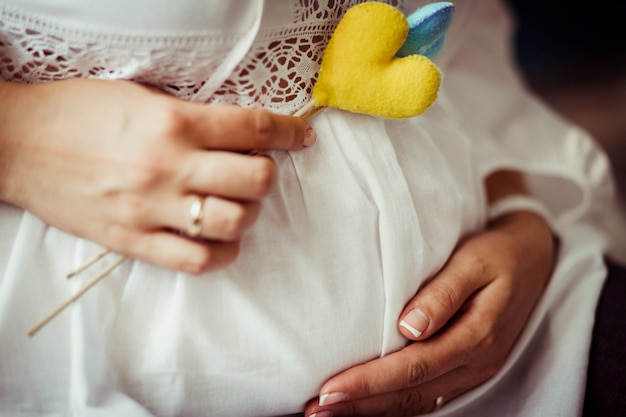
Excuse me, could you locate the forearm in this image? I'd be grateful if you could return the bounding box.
[484,169,529,203]
[0,80,61,208]
[0,80,26,205]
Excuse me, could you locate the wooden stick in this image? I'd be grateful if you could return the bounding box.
[28,255,127,337]
[66,248,111,279]
[293,99,324,120]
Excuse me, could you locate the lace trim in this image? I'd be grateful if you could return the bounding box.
[0,0,406,114]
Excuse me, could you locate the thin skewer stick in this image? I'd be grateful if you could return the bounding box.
[293,99,324,120]
[66,248,111,279]
[28,255,127,337]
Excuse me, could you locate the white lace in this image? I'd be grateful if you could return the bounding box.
[0,0,407,114]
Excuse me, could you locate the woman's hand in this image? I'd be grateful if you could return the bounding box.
[305,210,555,417]
[0,79,315,274]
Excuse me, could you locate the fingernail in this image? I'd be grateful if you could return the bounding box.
[400,308,430,338]
[319,392,348,406]
[304,127,317,147]
[310,412,333,417]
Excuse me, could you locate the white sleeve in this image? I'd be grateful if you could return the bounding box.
[435,0,615,230]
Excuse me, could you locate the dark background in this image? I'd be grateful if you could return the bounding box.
[505,4,626,415]
[506,0,626,199]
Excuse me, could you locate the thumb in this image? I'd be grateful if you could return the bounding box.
[398,243,492,340]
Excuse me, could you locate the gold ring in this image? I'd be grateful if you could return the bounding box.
[187,196,204,237]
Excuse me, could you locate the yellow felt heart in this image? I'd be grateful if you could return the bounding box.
[312,2,441,119]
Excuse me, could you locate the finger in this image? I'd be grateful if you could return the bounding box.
[201,197,261,241]
[306,366,480,417]
[398,243,493,341]
[181,152,278,200]
[106,228,240,274]
[316,338,465,407]
[160,195,260,242]
[187,104,316,151]
[315,292,513,415]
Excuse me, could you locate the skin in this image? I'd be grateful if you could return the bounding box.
[0,78,315,274]
[0,78,554,416]
[305,171,556,417]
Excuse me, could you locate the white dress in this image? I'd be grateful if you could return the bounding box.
[0,0,615,416]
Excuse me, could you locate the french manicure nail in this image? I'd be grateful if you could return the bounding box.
[319,392,348,406]
[310,412,333,417]
[400,308,430,338]
[304,127,317,146]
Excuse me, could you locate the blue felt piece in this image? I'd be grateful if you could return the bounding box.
[396,2,455,59]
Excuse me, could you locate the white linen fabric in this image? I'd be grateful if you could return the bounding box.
[0,1,615,416]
